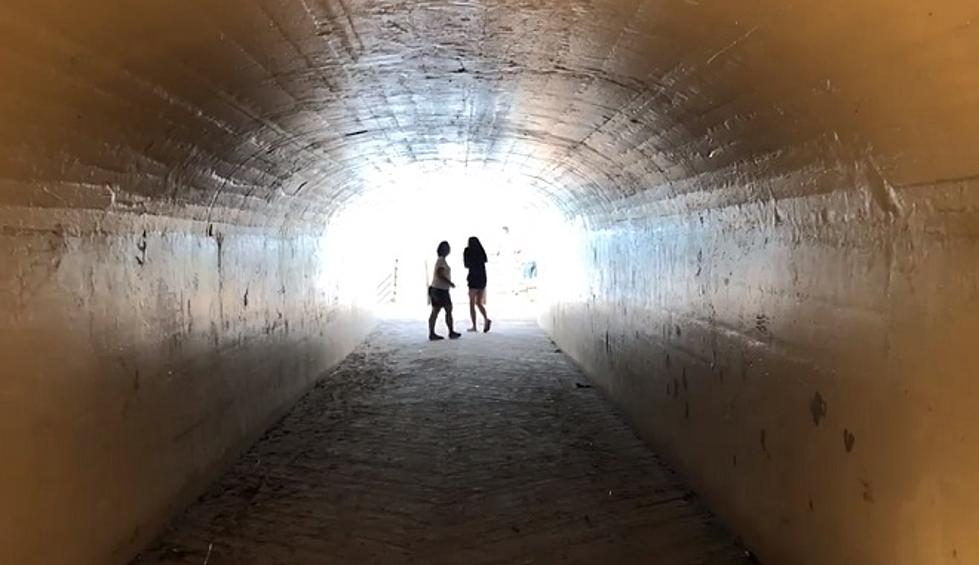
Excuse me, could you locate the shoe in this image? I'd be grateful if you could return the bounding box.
[449,332,462,339]
[484,320,492,333]
[467,327,478,332]
[429,334,444,341]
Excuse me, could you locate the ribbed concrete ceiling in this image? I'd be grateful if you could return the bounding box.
[2,1,977,231]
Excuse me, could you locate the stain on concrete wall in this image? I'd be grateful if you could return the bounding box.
[542,164,979,565]
[0,210,372,564]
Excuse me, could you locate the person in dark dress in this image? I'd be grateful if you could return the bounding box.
[463,236,492,333]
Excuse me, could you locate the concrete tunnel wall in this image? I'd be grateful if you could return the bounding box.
[1,1,978,564]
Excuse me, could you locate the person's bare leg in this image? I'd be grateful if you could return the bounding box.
[445,305,461,338]
[429,306,444,339]
[478,291,492,332]
[468,290,478,331]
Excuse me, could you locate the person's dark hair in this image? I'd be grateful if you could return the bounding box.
[464,236,487,266]
[437,241,451,257]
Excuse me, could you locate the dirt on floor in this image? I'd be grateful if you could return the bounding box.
[133,319,750,565]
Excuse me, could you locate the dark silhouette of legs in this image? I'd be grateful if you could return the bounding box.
[469,289,491,332]
[445,305,460,339]
[429,306,444,340]
[469,291,479,331]
[479,302,491,333]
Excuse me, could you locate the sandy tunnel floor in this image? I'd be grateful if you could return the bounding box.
[133,320,750,565]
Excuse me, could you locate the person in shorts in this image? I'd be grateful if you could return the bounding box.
[463,236,492,333]
[428,241,461,341]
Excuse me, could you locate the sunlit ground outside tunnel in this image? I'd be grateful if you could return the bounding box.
[324,162,585,324]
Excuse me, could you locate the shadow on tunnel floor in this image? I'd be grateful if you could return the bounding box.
[132,320,754,565]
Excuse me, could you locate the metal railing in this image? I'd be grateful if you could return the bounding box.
[375,259,399,304]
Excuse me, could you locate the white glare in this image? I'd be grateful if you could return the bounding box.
[323,162,578,320]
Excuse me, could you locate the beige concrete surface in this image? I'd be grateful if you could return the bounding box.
[1,1,978,564]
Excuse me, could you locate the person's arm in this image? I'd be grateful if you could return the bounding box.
[437,265,455,288]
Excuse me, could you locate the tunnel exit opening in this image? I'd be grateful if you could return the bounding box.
[323,162,583,323]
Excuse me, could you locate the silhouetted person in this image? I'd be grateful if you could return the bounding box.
[464,236,492,333]
[428,241,461,341]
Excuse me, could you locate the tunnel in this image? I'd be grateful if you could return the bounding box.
[2,1,979,564]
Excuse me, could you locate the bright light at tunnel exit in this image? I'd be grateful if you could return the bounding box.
[322,163,586,320]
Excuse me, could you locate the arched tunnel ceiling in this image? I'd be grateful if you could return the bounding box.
[2,0,978,231]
